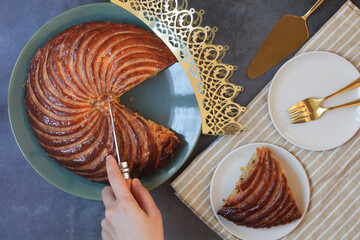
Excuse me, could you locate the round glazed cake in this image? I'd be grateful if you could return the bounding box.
[24,22,180,183]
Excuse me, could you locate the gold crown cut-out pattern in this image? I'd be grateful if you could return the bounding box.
[111,0,246,135]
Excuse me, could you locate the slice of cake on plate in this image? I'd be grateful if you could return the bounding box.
[217,146,301,228]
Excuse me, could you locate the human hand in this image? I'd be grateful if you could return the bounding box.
[101,155,164,240]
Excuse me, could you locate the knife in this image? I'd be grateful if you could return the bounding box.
[247,0,324,79]
[107,98,132,189]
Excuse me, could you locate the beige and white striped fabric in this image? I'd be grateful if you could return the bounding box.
[171,1,360,239]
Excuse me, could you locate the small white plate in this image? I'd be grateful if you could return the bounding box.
[268,51,360,151]
[210,143,310,240]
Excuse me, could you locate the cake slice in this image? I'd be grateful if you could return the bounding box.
[217,146,301,228]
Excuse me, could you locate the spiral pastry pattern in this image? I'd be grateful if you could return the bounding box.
[217,147,301,228]
[24,22,180,183]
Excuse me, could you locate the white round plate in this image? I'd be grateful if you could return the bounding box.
[210,143,310,240]
[268,51,360,151]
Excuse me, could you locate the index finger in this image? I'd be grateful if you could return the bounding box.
[106,155,132,200]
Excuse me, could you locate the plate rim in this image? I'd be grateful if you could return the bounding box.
[209,142,310,240]
[8,2,202,200]
[268,51,360,151]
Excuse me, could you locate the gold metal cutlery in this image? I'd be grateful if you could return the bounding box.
[247,0,325,79]
[287,76,360,124]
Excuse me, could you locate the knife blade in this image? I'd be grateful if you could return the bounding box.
[247,0,324,79]
[107,98,131,184]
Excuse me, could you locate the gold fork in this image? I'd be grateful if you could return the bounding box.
[288,76,360,123]
[289,98,360,124]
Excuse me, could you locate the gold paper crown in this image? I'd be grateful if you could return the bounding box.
[111,0,246,135]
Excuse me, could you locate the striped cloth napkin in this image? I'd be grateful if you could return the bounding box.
[171,1,360,239]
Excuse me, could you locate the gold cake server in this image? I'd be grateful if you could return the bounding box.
[247,0,324,79]
[107,98,132,188]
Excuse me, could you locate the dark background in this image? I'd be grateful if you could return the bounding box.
[1,0,358,239]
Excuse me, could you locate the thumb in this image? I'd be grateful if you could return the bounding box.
[131,178,160,217]
[105,155,133,201]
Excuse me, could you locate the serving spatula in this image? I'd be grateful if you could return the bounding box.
[247,0,325,79]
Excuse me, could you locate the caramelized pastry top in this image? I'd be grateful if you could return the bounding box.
[24,22,179,183]
[217,147,301,228]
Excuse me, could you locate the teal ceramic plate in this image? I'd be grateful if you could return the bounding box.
[8,3,201,200]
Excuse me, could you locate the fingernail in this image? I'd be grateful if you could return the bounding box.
[106,155,112,161]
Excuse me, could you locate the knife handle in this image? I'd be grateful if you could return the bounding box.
[119,161,132,190]
[302,0,325,21]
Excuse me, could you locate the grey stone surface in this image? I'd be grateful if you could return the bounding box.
[1,0,358,239]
